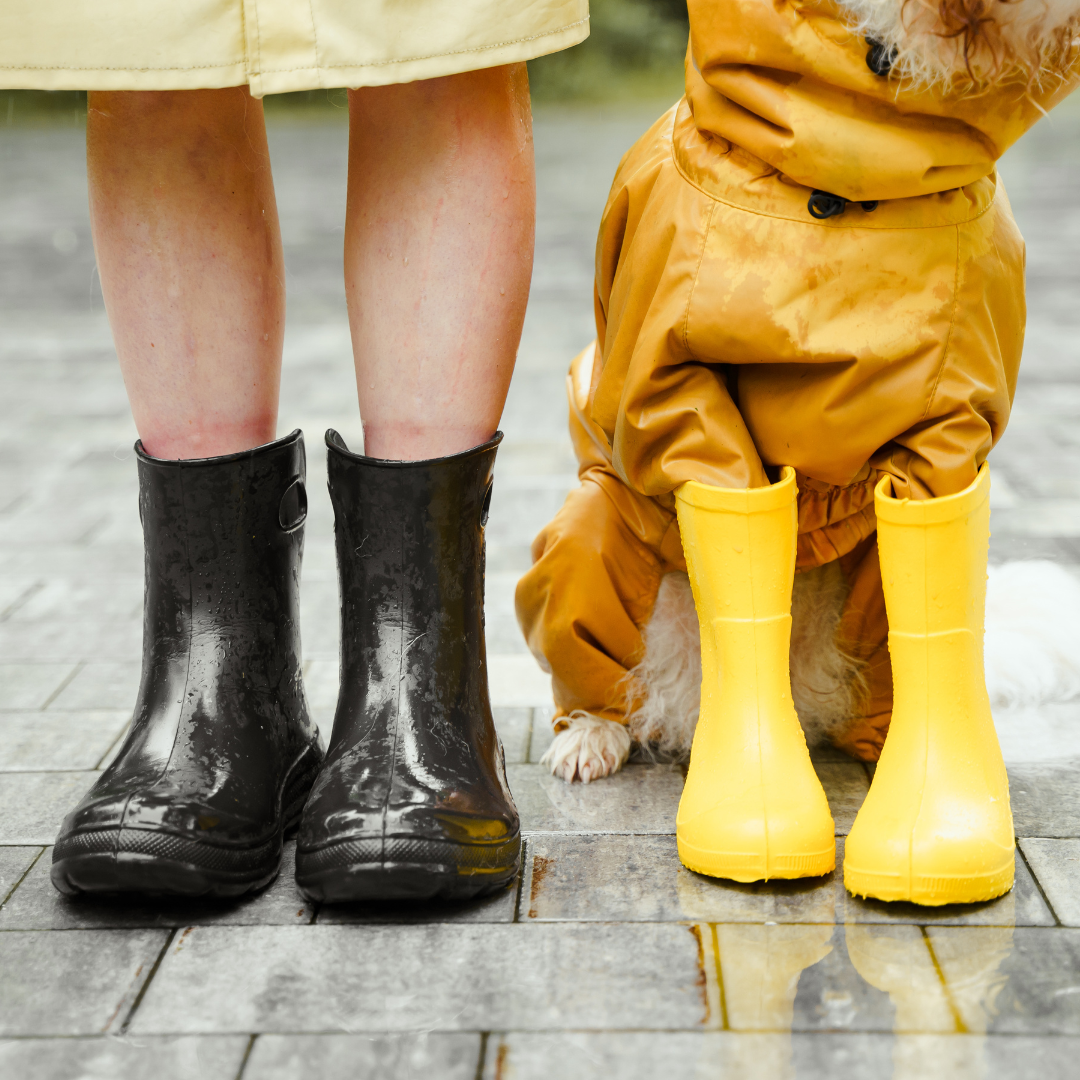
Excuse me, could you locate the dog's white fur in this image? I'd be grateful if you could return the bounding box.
[540,710,632,783]
[542,559,1080,783]
[838,0,1080,89]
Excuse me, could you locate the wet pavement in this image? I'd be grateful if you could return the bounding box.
[2,97,1080,1078]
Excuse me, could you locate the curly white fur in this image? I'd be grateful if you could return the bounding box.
[837,0,1080,88]
[622,572,701,760]
[543,558,1080,784]
[540,711,632,783]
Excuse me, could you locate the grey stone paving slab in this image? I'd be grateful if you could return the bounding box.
[0,505,121,548]
[0,845,41,902]
[317,874,518,925]
[0,661,78,709]
[522,833,839,923]
[493,706,532,766]
[484,487,571,565]
[0,928,168,1035]
[486,570,530,656]
[0,709,127,769]
[528,705,557,763]
[130,923,706,1034]
[0,618,140,662]
[510,763,683,834]
[929,927,1080,1034]
[244,1033,481,1080]
[11,574,142,622]
[0,577,37,615]
[816,761,869,836]
[302,658,339,722]
[0,842,314,929]
[482,1032,1080,1080]
[521,835,1052,926]
[718,923,954,1033]
[1010,762,1080,837]
[0,770,96,844]
[1019,837,1080,925]
[0,544,146,579]
[489,655,555,708]
[297,577,339,660]
[0,1035,249,1080]
[47,661,140,710]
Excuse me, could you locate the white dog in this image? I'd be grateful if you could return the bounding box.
[543,560,1080,782]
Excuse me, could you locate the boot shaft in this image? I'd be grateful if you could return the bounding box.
[875,466,991,640]
[325,430,499,753]
[875,466,992,718]
[134,430,308,713]
[675,468,799,622]
[676,468,799,707]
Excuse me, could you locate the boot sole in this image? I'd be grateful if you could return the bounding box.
[295,834,521,903]
[50,748,321,899]
[678,837,836,883]
[844,858,1015,906]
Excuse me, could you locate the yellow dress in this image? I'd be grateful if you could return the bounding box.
[0,0,589,95]
[515,0,1080,759]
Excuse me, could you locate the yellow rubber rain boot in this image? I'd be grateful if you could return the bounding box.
[844,465,1014,905]
[675,467,835,881]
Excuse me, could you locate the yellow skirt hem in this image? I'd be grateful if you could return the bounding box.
[0,19,588,96]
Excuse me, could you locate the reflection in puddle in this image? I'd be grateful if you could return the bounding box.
[929,927,1015,1032]
[719,925,835,1031]
[715,924,834,1079]
[700,919,1015,1078]
[850,924,1015,1079]
[845,925,952,1031]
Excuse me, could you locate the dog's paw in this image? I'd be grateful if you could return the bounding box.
[540,712,631,784]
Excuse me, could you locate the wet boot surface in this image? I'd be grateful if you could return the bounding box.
[51,431,323,898]
[295,431,520,903]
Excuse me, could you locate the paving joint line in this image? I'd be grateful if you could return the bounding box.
[473,1031,490,1080]
[920,925,968,1034]
[234,1033,258,1080]
[39,660,84,711]
[93,719,131,770]
[512,836,527,923]
[0,579,44,622]
[0,845,45,908]
[117,926,176,1034]
[1016,837,1063,926]
[709,923,729,1030]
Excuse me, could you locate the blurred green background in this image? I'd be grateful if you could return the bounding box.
[0,0,688,125]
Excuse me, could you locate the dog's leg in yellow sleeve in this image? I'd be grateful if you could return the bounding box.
[675,467,835,881]
[844,465,1014,905]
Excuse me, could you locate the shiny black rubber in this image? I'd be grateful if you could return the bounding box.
[295,430,521,903]
[51,430,323,898]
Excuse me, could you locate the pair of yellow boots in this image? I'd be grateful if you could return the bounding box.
[676,465,1014,905]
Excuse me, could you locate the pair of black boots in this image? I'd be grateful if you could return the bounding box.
[51,430,520,903]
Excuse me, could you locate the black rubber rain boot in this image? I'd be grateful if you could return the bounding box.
[294,430,520,902]
[51,430,323,898]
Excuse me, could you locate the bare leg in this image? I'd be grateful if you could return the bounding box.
[87,88,284,460]
[345,64,536,460]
